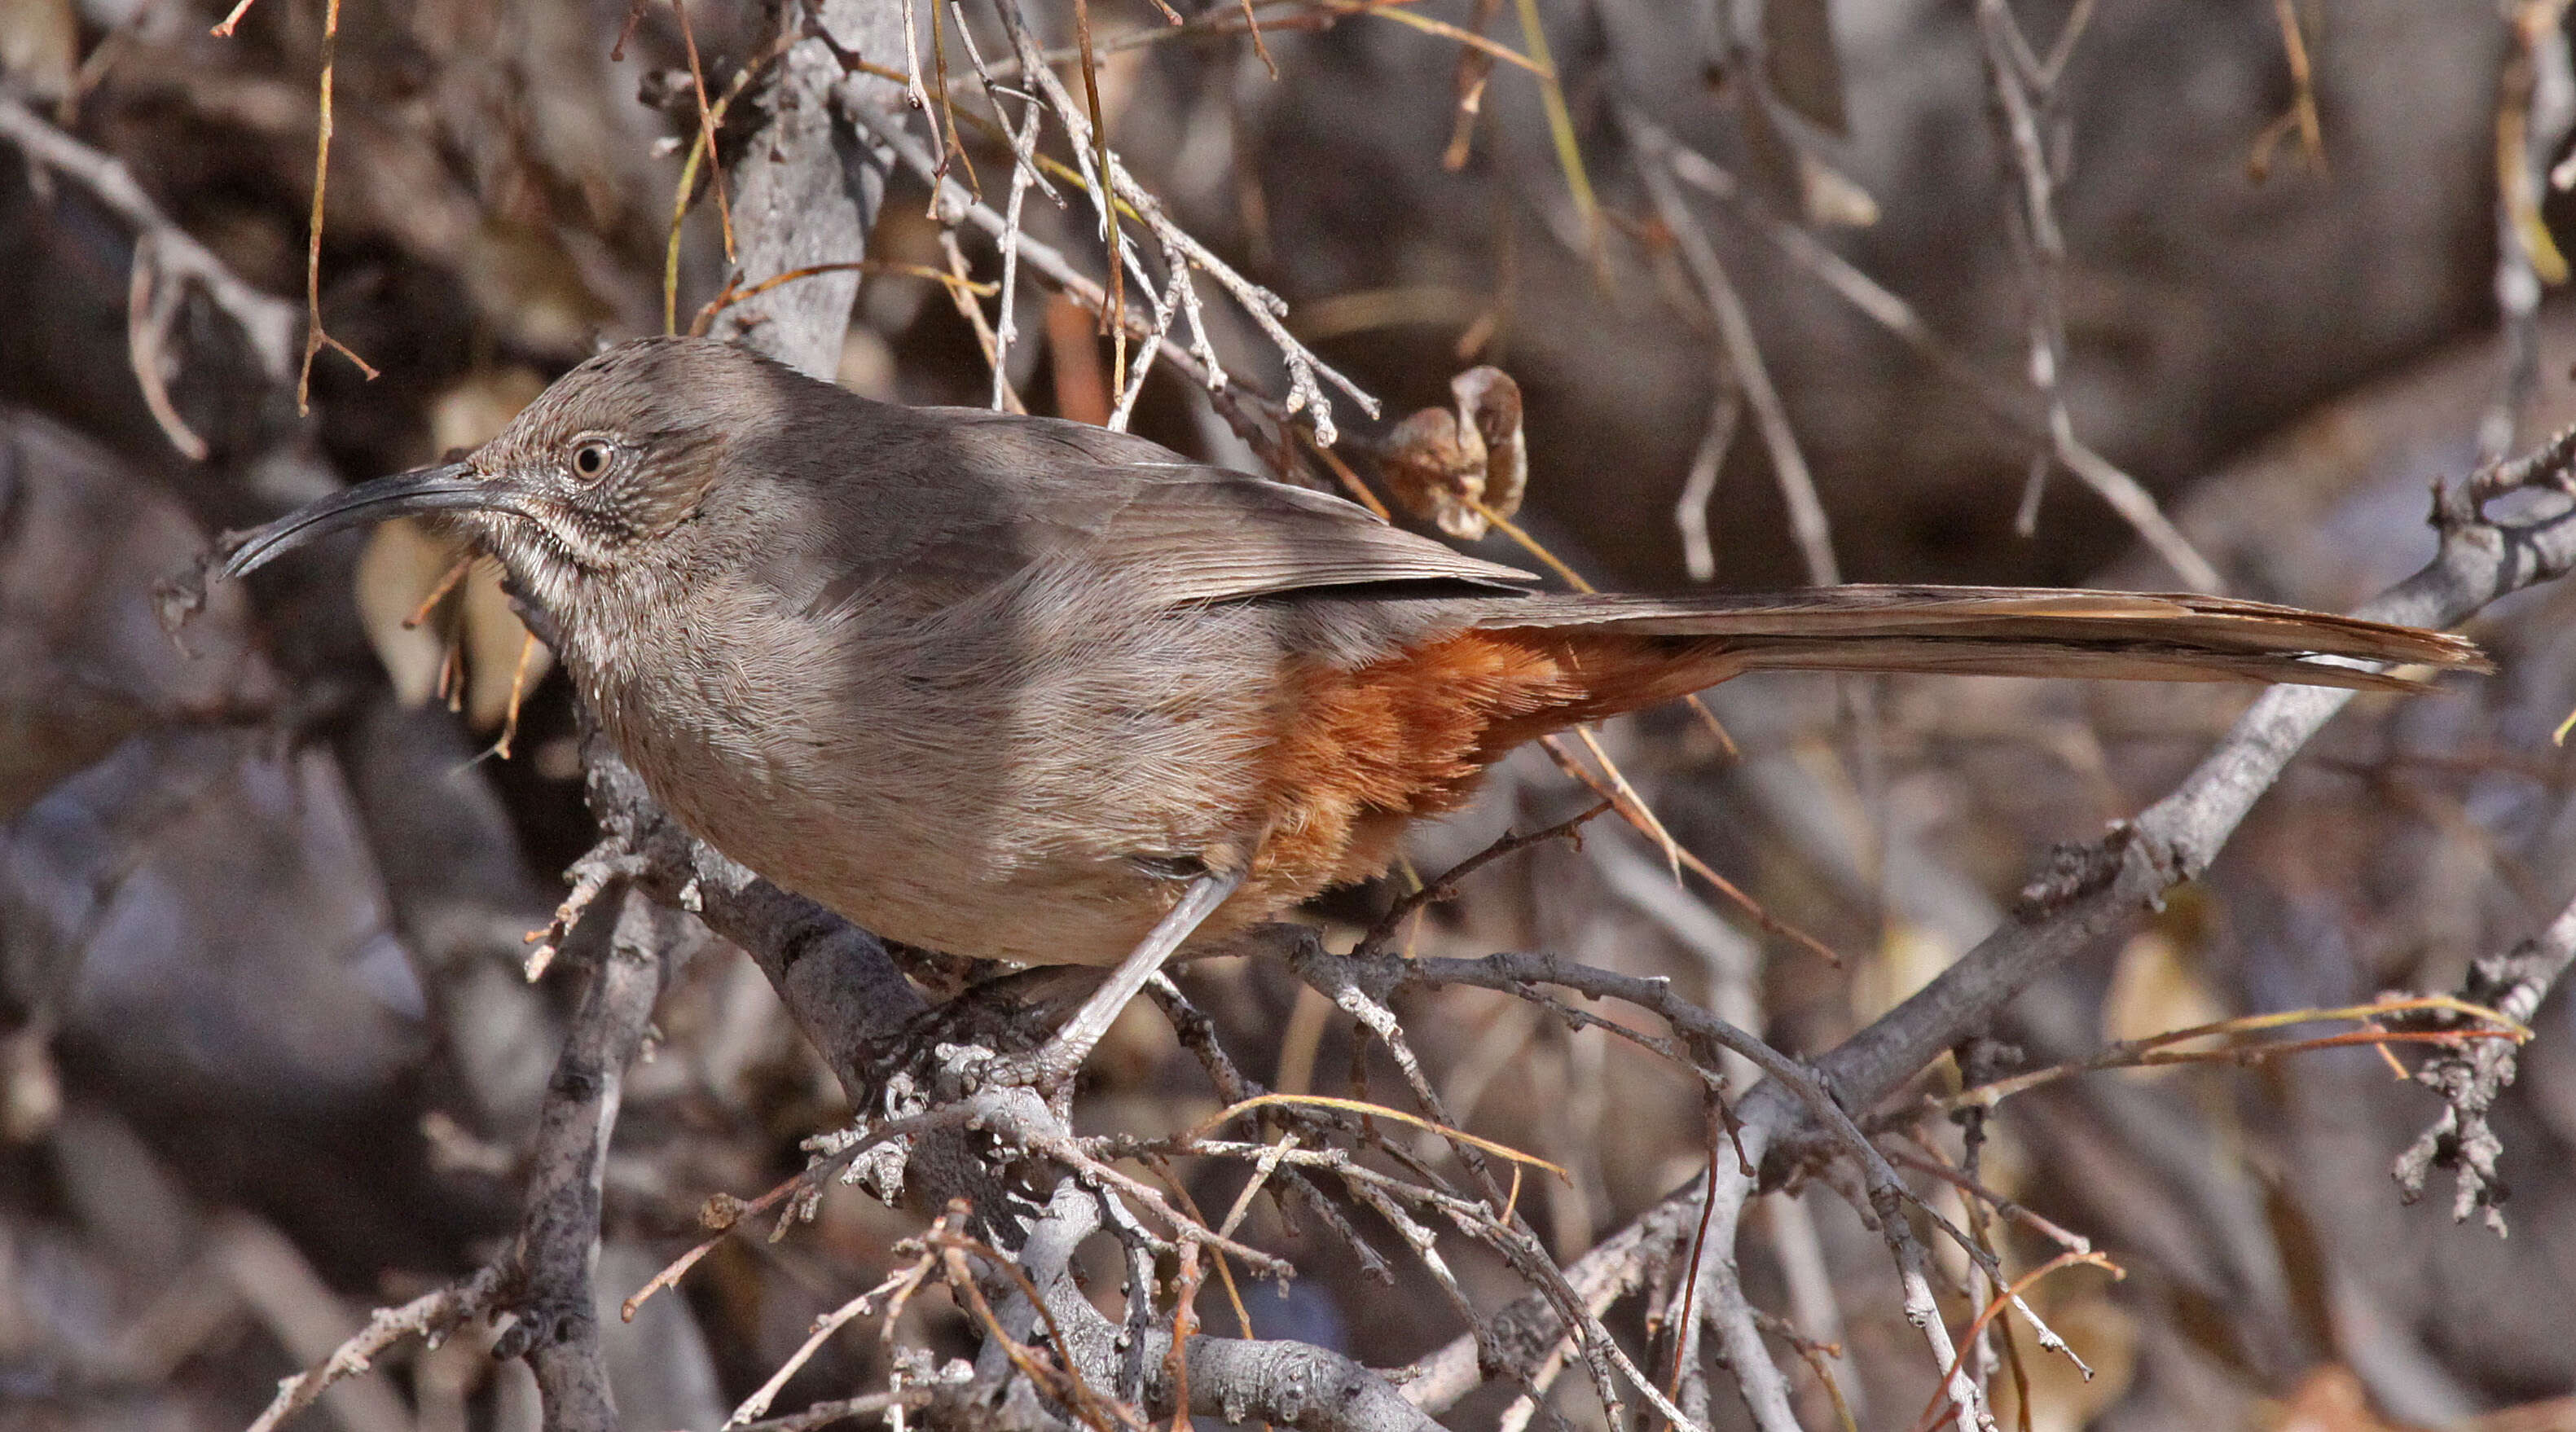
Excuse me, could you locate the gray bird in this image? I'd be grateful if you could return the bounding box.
[214,336,2486,970]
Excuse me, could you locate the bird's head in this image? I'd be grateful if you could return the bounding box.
[218,337,780,619]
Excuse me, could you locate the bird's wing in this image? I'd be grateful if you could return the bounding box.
[851,411,1539,609]
[1083,460,1539,602]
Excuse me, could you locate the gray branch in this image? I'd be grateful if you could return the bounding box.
[2394,889,2576,1230]
[494,889,693,1432]
[708,0,907,380]
[1812,441,2576,1126]
[1149,1333,1443,1432]
[0,92,299,380]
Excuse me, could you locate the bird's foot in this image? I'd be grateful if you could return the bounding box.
[980,869,1243,1098]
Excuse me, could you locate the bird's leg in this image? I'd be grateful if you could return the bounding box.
[987,868,1244,1093]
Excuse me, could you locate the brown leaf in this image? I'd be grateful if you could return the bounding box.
[1452,365,1526,521]
[1733,86,1805,214]
[1761,0,1848,136]
[1378,367,1528,540]
[355,521,552,731]
[0,0,76,102]
[353,371,556,731]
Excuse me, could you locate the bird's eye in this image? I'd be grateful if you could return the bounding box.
[569,440,613,481]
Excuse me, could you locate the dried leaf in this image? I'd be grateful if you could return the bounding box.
[1733,86,1805,214]
[0,0,76,102]
[1761,0,1848,136]
[355,518,464,709]
[1799,152,1879,227]
[1382,407,1475,533]
[354,371,555,730]
[1379,367,1528,539]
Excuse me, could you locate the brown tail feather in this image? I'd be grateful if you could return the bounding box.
[1238,590,2478,930]
[1470,585,2487,695]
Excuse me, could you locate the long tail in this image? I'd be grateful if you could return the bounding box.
[1245,585,2484,900]
[1464,584,2486,723]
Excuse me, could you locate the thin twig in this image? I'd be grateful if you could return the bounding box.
[1626,112,1838,586]
[244,1268,504,1432]
[0,94,297,402]
[1360,800,1613,951]
[951,3,1052,411]
[292,0,377,413]
[673,0,737,261]
[2396,888,2576,1231]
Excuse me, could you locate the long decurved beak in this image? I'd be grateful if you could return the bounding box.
[218,461,522,579]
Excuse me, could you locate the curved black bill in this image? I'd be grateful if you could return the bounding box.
[218,461,513,579]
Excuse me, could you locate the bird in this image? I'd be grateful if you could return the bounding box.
[211,336,2486,976]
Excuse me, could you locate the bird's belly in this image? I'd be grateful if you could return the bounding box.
[589,665,1264,967]
[717,794,1193,964]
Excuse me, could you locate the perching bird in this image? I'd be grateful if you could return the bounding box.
[212,336,2486,971]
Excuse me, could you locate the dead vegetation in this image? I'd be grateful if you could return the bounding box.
[5,2,2576,1432]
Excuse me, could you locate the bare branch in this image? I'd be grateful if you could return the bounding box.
[711,0,909,380]
[2395,890,2576,1231]
[1969,0,2224,593]
[492,888,688,1430]
[1625,109,1840,586]
[243,1267,504,1432]
[0,91,299,433]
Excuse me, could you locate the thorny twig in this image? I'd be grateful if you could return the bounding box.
[1367,948,2081,1400]
[726,1267,925,1428]
[1358,798,1613,951]
[1903,1253,2119,1432]
[842,96,1315,465]
[949,2,1055,411]
[1271,940,1704,1432]
[1888,1140,2093,1254]
[2395,890,2576,1232]
[980,2,1379,441]
[242,1267,504,1432]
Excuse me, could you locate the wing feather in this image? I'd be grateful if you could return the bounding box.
[826,411,1536,611]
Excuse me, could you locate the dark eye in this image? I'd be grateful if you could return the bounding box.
[569,440,613,481]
